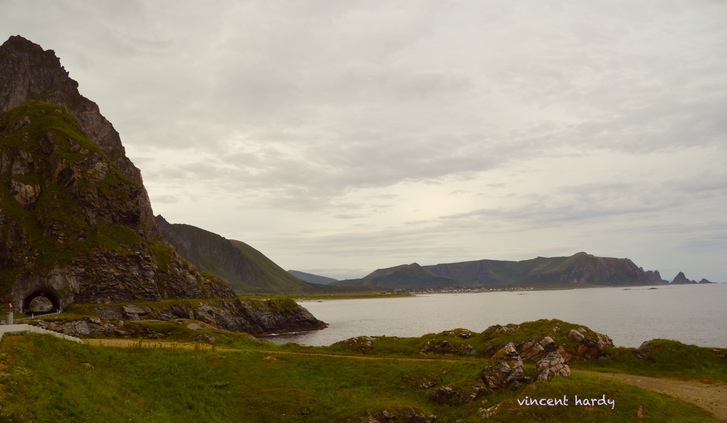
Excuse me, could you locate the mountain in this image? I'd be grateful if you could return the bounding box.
[0,98,237,306]
[157,216,328,294]
[670,272,711,284]
[288,270,338,285]
[0,35,324,334]
[0,36,226,307]
[336,263,460,290]
[336,252,668,290]
[0,35,158,237]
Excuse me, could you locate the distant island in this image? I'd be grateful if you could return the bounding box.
[326,252,713,291]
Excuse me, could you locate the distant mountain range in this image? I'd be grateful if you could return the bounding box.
[156,215,715,293]
[332,252,711,290]
[288,270,338,285]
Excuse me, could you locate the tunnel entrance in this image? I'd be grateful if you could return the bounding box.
[22,290,60,314]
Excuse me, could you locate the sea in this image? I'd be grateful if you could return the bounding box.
[266,283,727,348]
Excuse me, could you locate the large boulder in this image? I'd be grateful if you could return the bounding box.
[481,342,532,390]
[566,327,613,360]
[536,351,571,381]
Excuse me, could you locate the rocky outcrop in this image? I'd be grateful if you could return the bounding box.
[671,272,696,284]
[352,408,436,423]
[429,385,486,406]
[669,272,712,284]
[479,321,613,363]
[564,327,614,360]
[420,338,476,355]
[34,298,326,337]
[536,351,571,381]
[481,343,532,390]
[333,336,376,354]
[517,334,558,361]
[644,269,667,284]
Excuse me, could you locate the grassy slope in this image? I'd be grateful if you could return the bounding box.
[0,324,723,422]
[336,263,461,289]
[155,216,330,295]
[227,239,326,294]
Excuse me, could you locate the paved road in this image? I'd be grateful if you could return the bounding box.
[0,324,83,343]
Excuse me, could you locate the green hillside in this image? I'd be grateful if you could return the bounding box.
[336,263,460,289]
[156,216,330,294]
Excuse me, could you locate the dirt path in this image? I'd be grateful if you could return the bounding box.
[84,338,474,363]
[576,370,727,422]
[84,338,237,352]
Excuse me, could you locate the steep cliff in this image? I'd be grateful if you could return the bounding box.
[0,36,325,334]
[0,100,234,308]
[0,35,158,237]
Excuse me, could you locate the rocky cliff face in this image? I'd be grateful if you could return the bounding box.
[0,36,325,335]
[0,35,158,237]
[0,36,232,309]
[0,99,235,309]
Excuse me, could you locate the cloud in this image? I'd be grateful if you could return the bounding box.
[3,0,727,280]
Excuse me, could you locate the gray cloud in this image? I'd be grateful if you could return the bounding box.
[3,0,727,281]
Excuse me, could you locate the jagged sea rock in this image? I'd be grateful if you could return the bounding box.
[671,272,696,284]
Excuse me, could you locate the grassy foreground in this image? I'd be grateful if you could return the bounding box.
[0,325,724,423]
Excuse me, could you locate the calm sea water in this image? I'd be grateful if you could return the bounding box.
[267,284,727,348]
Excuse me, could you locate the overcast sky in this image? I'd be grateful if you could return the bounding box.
[3,1,726,281]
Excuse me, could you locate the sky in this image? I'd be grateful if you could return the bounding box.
[2,1,726,281]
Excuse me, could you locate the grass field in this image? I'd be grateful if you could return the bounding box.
[0,329,723,422]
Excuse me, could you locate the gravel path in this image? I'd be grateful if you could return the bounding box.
[577,370,727,421]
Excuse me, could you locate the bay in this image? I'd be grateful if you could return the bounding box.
[267,283,727,348]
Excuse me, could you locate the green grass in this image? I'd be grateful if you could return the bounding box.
[0,333,720,422]
[575,339,727,382]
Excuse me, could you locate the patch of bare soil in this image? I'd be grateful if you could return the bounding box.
[83,338,235,351]
[578,370,727,421]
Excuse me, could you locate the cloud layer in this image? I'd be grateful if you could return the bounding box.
[3,1,726,280]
